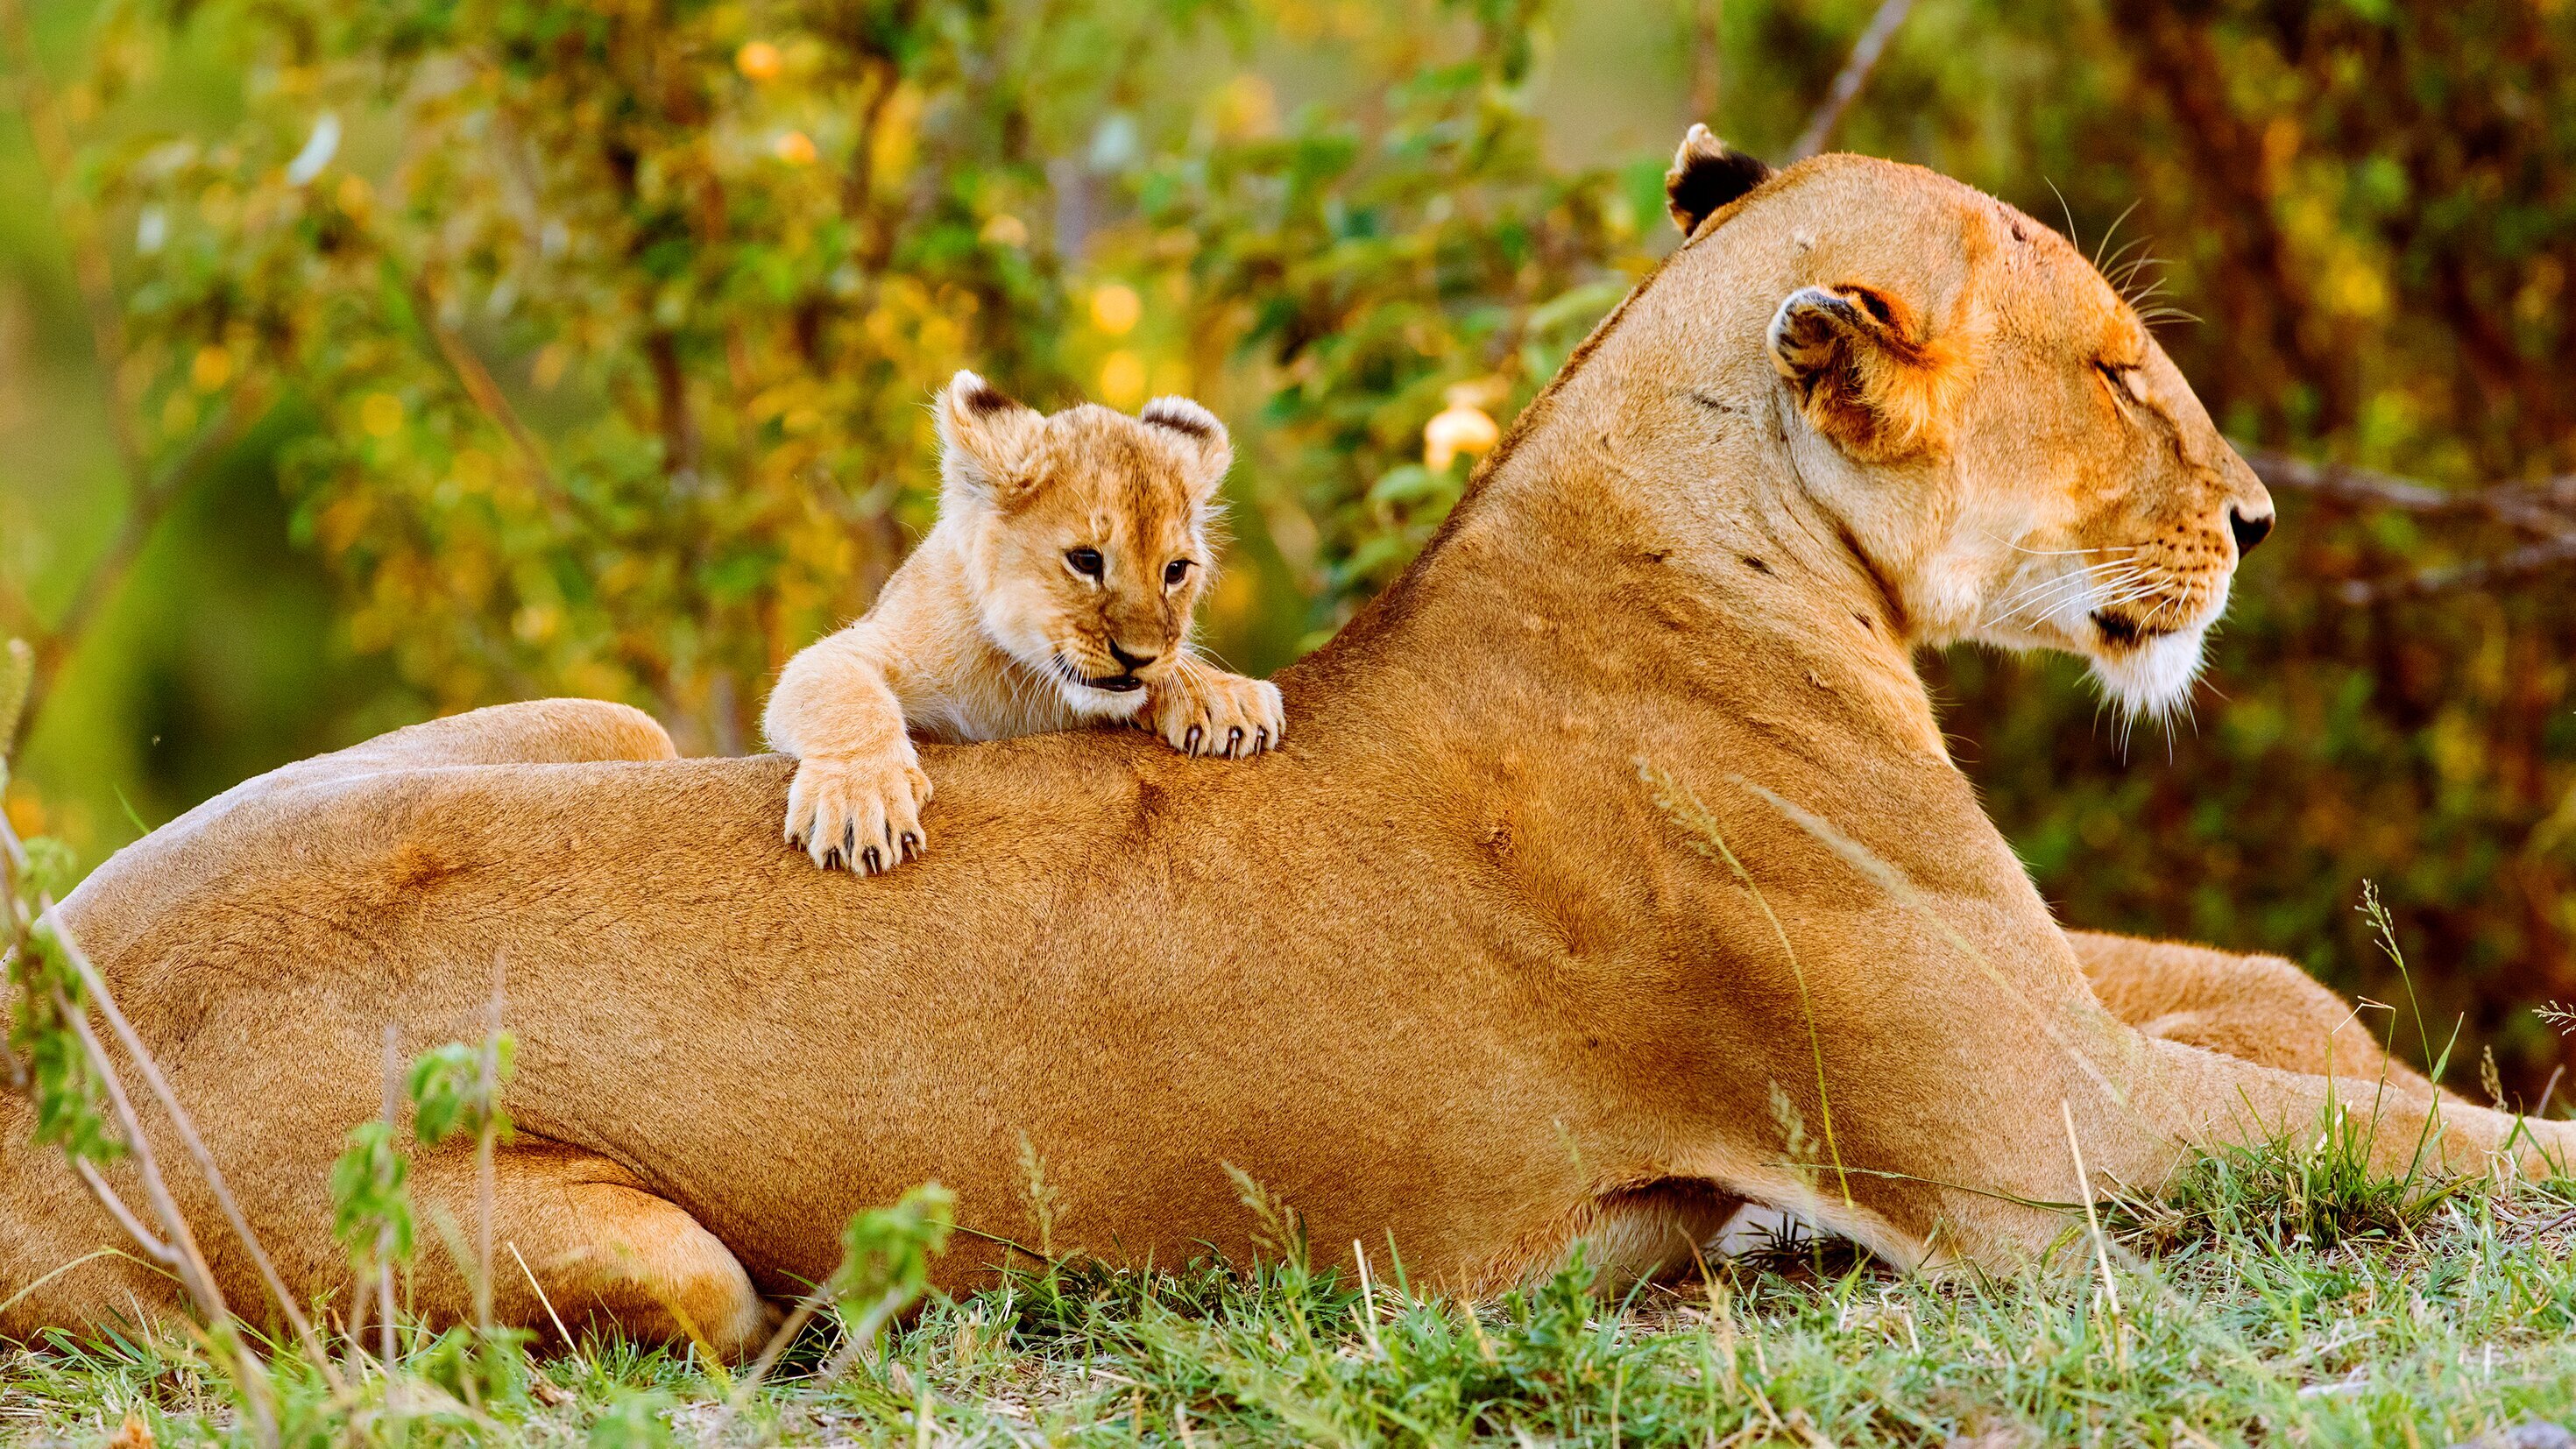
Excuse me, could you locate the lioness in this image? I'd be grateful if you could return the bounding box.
[765,371,1282,873]
[0,136,2537,1356]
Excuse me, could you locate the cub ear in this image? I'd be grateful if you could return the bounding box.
[1766,284,1966,462]
[935,370,1046,504]
[1139,395,1233,502]
[1665,124,1774,236]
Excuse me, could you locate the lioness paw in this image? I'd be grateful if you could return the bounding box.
[1150,670,1285,760]
[783,751,932,874]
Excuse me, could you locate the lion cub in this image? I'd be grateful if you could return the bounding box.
[763,371,1286,873]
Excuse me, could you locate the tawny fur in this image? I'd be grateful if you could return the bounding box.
[763,371,1284,872]
[4,147,2547,1358]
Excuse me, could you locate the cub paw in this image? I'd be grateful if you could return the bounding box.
[783,751,933,873]
[1149,670,1285,760]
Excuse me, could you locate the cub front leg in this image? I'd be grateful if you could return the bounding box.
[1145,654,1285,759]
[764,620,934,873]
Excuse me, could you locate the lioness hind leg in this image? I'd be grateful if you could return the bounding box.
[161,701,681,838]
[2068,930,2439,1098]
[315,700,680,774]
[407,1140,769,1359]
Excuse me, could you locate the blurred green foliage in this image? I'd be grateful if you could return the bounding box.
[3,0,2575,1093]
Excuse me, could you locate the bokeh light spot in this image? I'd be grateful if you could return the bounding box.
[1100,350,1147,408]
[1090,284,1142,336]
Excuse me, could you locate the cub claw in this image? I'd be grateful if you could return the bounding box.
[782,750,931,874]
[1151,669,1285,761]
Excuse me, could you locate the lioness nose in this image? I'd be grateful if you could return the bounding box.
[1108,642,1157,672]
[2228,505,2275,556]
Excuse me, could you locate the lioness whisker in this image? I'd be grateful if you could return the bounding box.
[1988,564,2148,625]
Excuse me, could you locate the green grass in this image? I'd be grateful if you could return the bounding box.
[11,1133,2576,1447]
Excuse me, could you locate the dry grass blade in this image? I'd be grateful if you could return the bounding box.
[1640,761,1854,1209]
[1723,773,2167,1133]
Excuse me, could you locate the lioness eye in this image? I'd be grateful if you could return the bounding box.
[2095,361,2137,400]
[1164,559,1192,587]
[1066,548,1104,578]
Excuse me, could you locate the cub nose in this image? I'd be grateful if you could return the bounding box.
[1108,642,1158,673]
[2227,505,2275,556]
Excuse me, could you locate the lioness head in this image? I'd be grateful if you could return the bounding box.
[933,371,1231,717]
[1662,128,2275,722]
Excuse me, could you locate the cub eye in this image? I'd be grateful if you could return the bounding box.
[1065,548,1104,579]
[1164,559,1192,588]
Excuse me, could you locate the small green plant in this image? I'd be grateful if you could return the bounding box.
[408,1036,518,1149]
[329,1116,414,1361]
[732,1181,958,1400]
[328,1022,520,1404]
[817,1184,958,1377]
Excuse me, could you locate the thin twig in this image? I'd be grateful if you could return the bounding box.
[476,963,503,1339]
[2246,449,2576,530]
[1788,0,1918,160]
[2061,1098,2123,1320]
[730,1291,828,1407]
[53,992,229,1321]
[405,275,569,512]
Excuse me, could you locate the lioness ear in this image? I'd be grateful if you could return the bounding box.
[936,370,1046,505]
[1665,124,1774,235]
[1766,284,1965,462]
[1139,395,1233,504]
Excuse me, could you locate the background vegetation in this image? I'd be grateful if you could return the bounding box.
[3,0,2575,1112]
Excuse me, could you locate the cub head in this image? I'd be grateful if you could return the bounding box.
[933,370,1231,718]
[1660,138,2275,723]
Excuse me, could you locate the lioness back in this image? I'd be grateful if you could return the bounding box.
[761,371,1284,873]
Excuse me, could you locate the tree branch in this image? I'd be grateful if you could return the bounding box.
[406,274,568,512]
[2337,534,2576,607]
[0,0,141,477]
[0,9,271,762]
[1686,0,1723,126]
[10,389,263,760]
[1788,0,1917,161]
[2247,449,2576,604]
